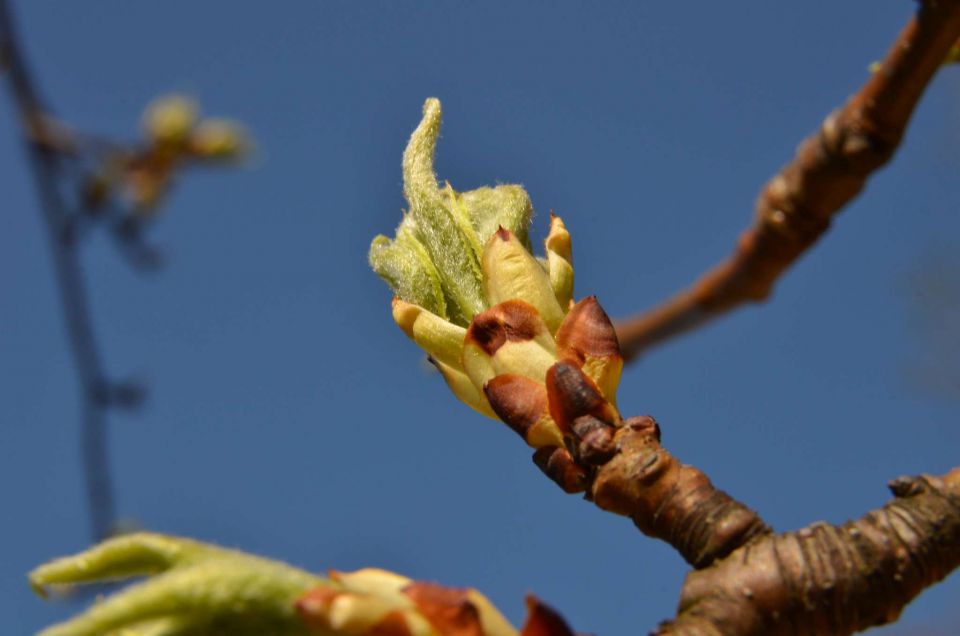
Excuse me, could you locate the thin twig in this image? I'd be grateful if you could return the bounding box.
[615,2,960,361]
[0,0,116,540]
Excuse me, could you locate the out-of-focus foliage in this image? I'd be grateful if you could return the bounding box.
[91,94,251,215]
[31,533,544,636]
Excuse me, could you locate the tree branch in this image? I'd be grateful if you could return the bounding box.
[656,468,960,636]
[535,362,772,569]
[615,1,960,361]
[537,363,960,635]
[0,0,116,540]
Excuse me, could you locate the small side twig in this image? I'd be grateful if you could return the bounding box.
[0,0,117,540]
[615,2,960,361]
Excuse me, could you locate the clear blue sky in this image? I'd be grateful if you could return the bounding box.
[2,2,959,634]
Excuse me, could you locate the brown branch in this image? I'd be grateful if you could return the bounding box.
[656,468,960,636]
[535,364,960,635]
[535,362,772,569]
[615,1,960,361]
[589,415,773,569]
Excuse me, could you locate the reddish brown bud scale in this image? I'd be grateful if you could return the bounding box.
[368,612,416,636]
[520,596,577,636]
[404,582,485,636]
[484,375,548,443]
[555,296,621,362]
[545,362,618,433]
[532,446,588,493]
[295,586,340,630]
[571,415,617,466]
[467,300,547,356]
[569,414,609,439]
[623,414,661,441]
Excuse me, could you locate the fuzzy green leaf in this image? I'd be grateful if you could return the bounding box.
[369,216,448,319]
[30,533,324,636]
[451,185,533,251]
[401,99,485,325]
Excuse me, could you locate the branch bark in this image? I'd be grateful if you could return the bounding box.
[537,363,960,636]
[535,362,772,569]
[657,469,960,636]
[615,2,960,361]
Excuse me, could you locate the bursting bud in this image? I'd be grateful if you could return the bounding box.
[141,94,249,160]
[370,99,623,450]
[142,94,199,145]
[118,95,252,213]
[30,533,575,636]
[296,568,518,636]
[189,119,251,160]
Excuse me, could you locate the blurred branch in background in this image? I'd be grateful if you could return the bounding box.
[0,0,248,541]
[901,245,960,400]
[615,9,960,363]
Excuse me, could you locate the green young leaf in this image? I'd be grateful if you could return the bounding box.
[401,98,486,325]
[371,97,541,329]
[30,533,324,636]
[450,185,533,251]
[369,216,448,319]
[31,533,533,636]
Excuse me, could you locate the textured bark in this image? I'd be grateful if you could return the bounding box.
[537,363,960,634]
[655,469,960,636]
[615,1,960,361]
[589,415,773,569]
[538,362,772,569]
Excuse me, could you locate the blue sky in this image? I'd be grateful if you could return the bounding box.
[2,2,959,634]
